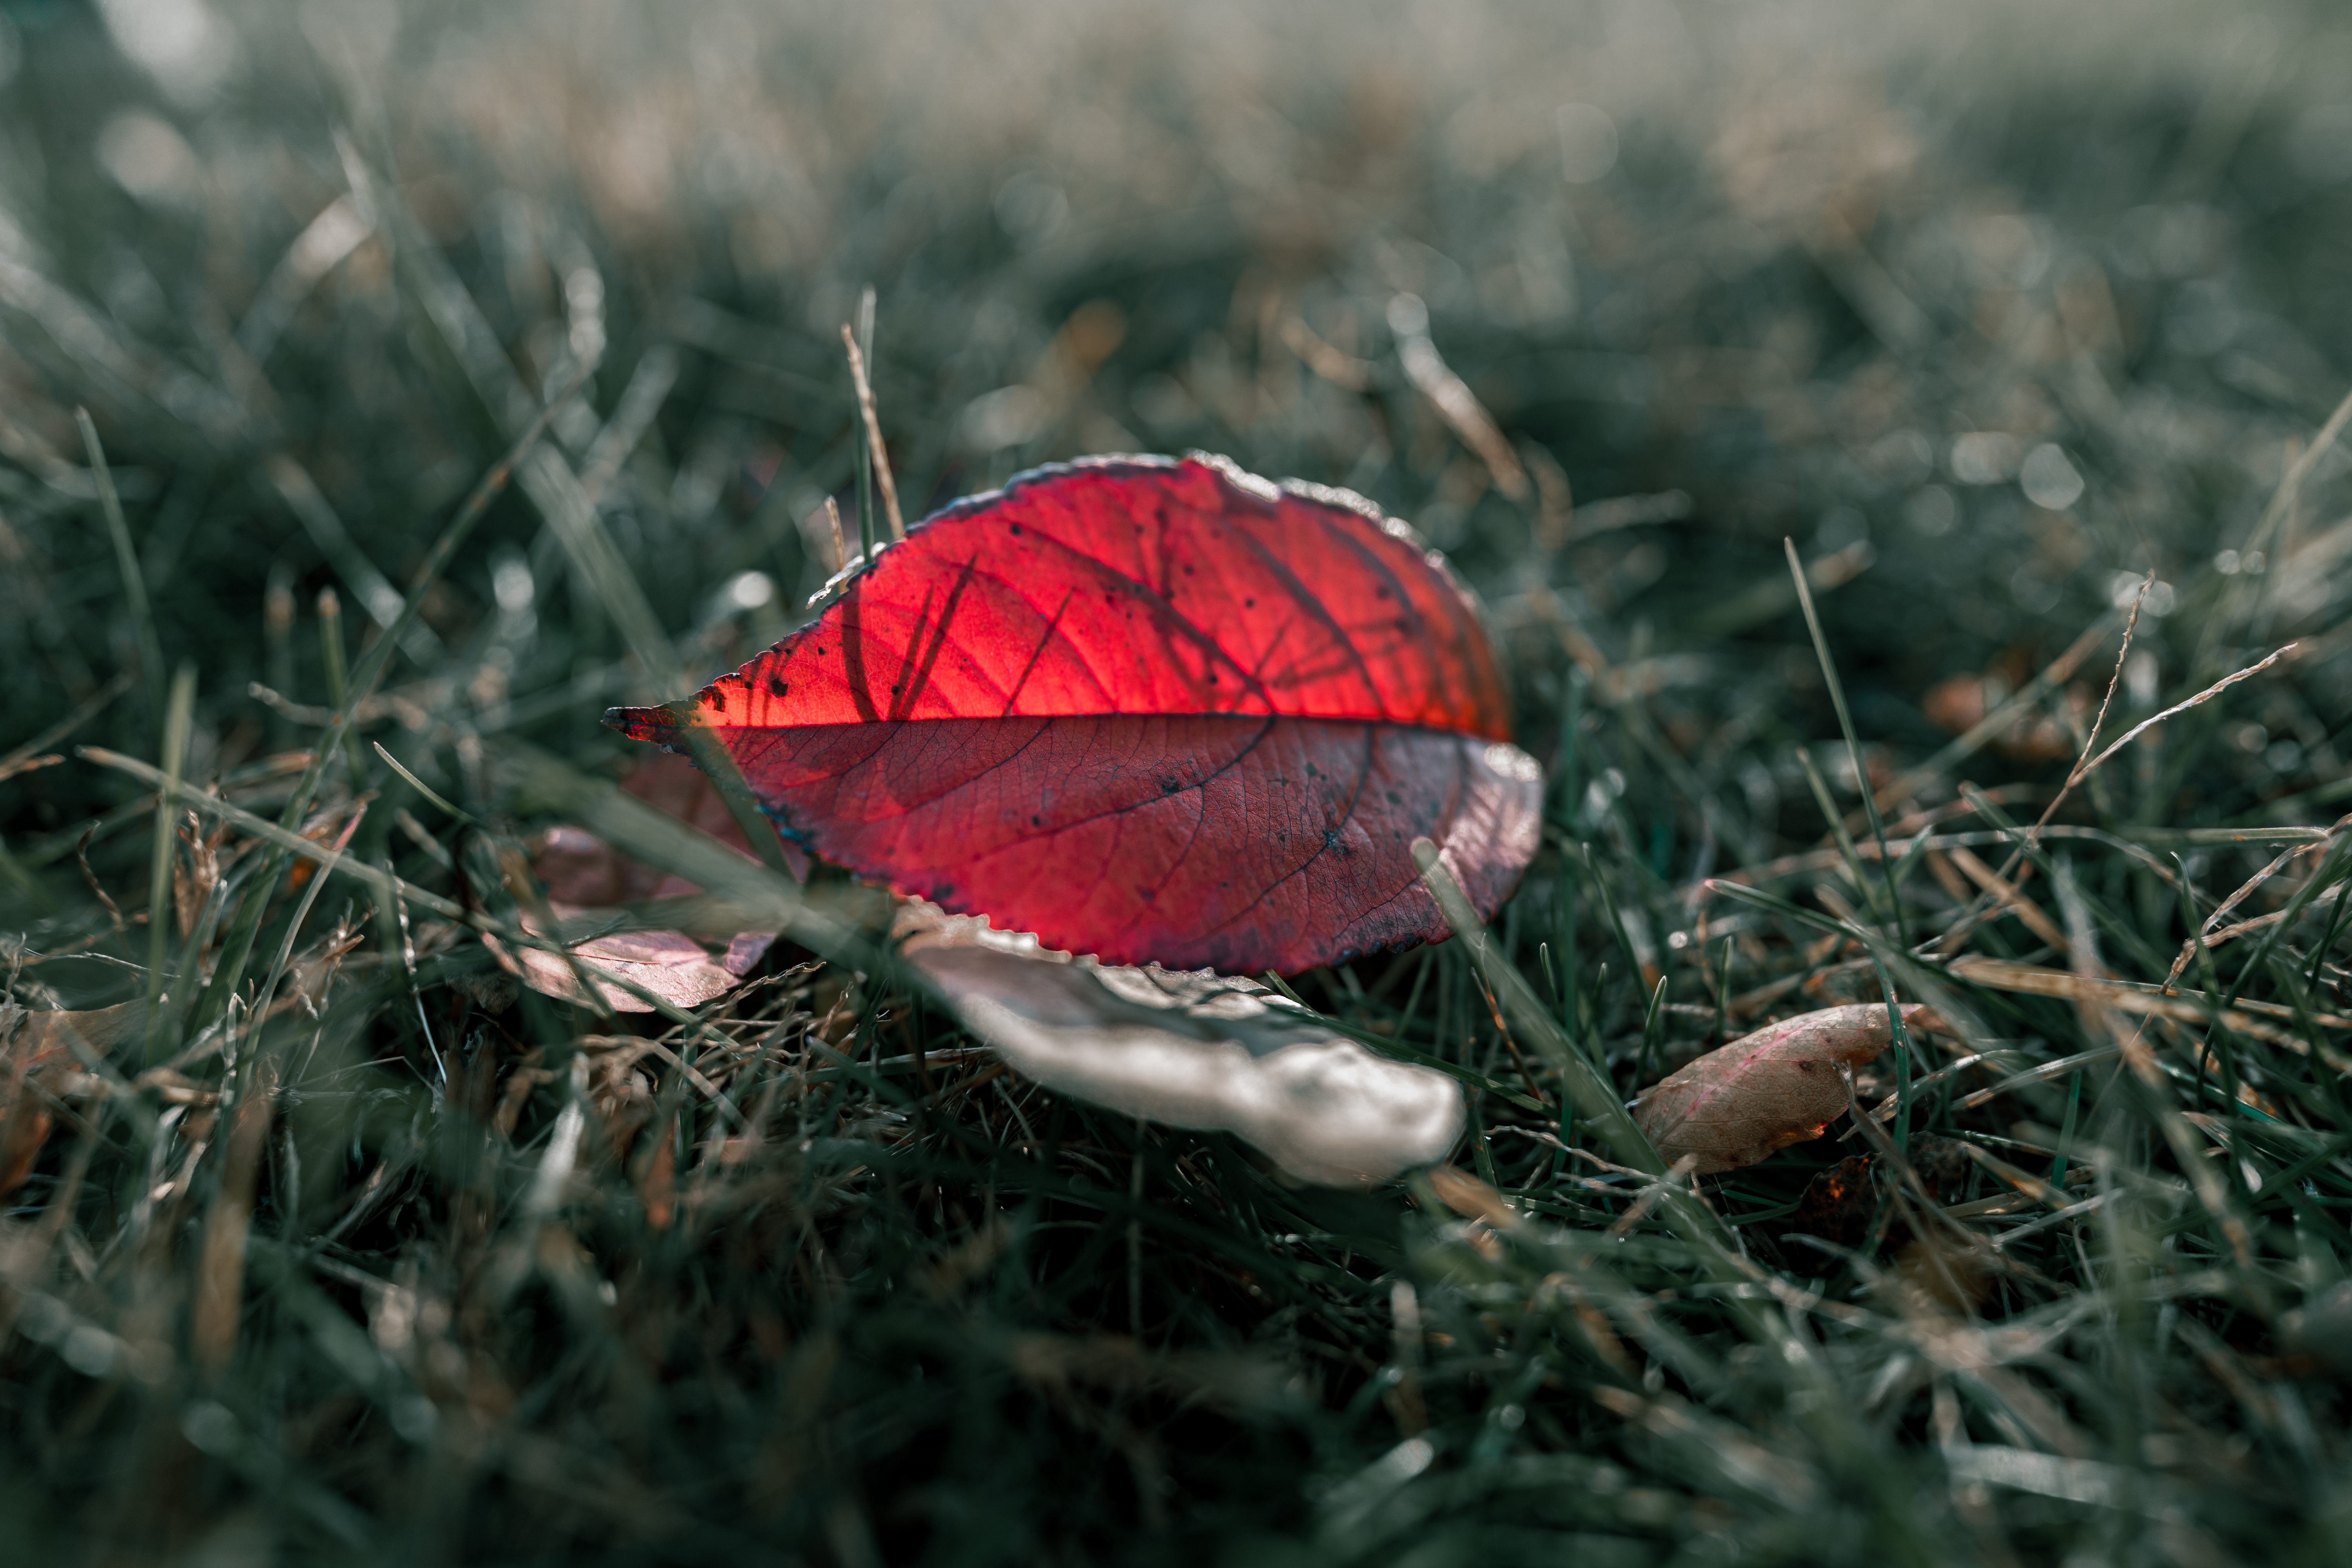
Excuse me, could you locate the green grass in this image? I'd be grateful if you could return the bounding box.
[5,2,2352,1562]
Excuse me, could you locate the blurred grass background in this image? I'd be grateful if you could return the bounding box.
[5,0,2352,1562]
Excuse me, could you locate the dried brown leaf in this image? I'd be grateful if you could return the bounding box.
[1633,1003,1933,1175]
[1,1000,146,1196]
[4,1000,146,1059]
[173,814,224,939]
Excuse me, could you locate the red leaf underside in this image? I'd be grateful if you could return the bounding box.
[704,715,1532,972]
[535,750,808,907]
[613,456,1539,973]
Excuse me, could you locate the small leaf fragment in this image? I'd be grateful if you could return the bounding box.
[2,1002,146,1196]
[499,751,791,1012]
[485,911,743,1014]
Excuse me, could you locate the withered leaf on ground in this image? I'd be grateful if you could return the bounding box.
[898,905,1463,1185]
[1633,1003,1935,1175]
[2,1000,148,1062]
[501,750,791,1012]
[484,911,746,1014]
[1,1000,146,1197]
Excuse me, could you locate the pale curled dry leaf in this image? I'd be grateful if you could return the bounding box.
[1633,1003,1936,1175]
[484,908,747,1014]
[494,750,789,1012]
[898,906,1463,1186]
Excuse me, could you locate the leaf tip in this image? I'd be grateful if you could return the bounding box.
[604,704,676,744]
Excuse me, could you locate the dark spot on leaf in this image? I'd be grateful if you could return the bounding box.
[768,675,789,697]
[1159,777,1182,794]
[1009,523,1022,535]
[1031,815,1042,826]
[1321,829,1341,850]
[1304,763,1320,778]
[1385,790,1401,804]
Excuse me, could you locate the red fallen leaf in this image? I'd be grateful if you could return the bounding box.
[535,750,808,906]
[612,455,1541,973]
[1633,1003,1936,1175]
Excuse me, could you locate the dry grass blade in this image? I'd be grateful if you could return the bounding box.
[1948,956,2352,1063]
[191,1052,280,1373]
[2245,381,2352,559]
[1389,294,1530,501]
[1608,1153,1700,1235]
[822,495,849,574]
[1940,847,2068,949]
[841,323,906,542]
[1931,578,2153,958]
[1867,611,2117,821]
[2076,642,2301,777]
[2158,820,2346,988]
[1279,315,1376,392]
[0,672,131,779]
